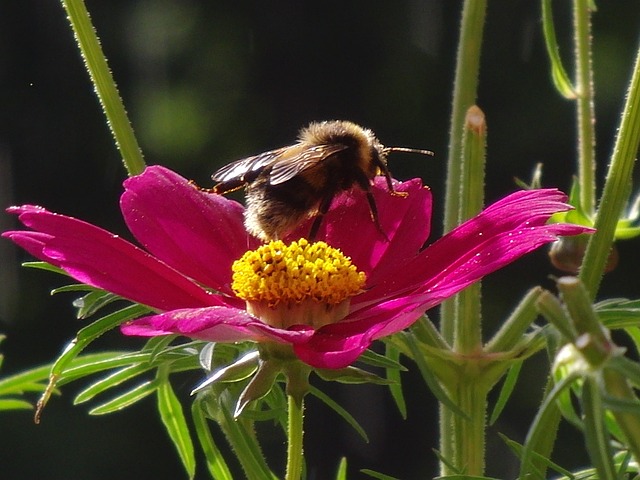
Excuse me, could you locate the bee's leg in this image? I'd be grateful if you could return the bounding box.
[308,194,335,240]
[364,189,390,242]
[188,180,215,193]
[355,174,391,241]
[213,179,249,195]
[308,216,323,241]
[374,157,408,197]
[190,178,247,195]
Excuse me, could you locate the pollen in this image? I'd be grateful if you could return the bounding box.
[231,239,366,307]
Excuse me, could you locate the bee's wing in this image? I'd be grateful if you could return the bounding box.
[211,146,292,183]
[269,144,348,185]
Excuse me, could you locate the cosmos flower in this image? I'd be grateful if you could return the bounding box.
[3,166,591,369]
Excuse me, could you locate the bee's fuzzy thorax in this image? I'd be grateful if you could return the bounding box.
[299,120,386,175]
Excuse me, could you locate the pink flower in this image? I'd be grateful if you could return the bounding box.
[3,166,591,369]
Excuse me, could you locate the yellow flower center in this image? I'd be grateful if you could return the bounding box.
[231,239,366,329]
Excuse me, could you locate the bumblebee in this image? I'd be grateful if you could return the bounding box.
[211,120,433,241]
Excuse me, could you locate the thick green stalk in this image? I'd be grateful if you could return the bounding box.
[440,2,487,473]
[579,43,640,298]
[574,0,596,214]
[61,0,145,176]
[445,108,487,476]
[453,380,488,476]
[453,106,486,355]
[443,0,488,237]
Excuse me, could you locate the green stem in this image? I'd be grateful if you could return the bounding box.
[452,380,488,476]
[441,0,487,345]
[454,106,486,355]
[411,315,450,351]
[574,0,596,215]
[485,287,542,353]
[285,394,304,480]
[579,42,640,298]
[536,289,578,342]
[440,2,487,473]
[61,0,145,176]
[443,0,488,237]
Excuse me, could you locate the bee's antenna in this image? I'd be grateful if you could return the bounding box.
[383,146,435,157]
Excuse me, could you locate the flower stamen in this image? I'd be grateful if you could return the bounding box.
[232,239,366,307]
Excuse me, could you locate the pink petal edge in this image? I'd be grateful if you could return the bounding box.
[4,205,231,311]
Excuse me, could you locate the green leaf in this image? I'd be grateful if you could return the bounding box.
[541,0,577,99]
[404,331,468,420]
[51,304,149,378]
[74,363,154,404]
[72,290,121,319]
[615,225,640,240]
[314,366,393,385]
[234,360,281,417]
[216,397,278,480]
[309,385,369,443]
[334,458,347,480]
[360,469,399,480]
[601,392,640,415]
[385,343,407,419]
[145,335,181,360]
[581,378,617,480]
[57,351,150,385]
[89,380,157,415]
[614,451,637,476]
[608,356,640,390]
[553,363,584,430]
[499,434,576,479]
[22,261,67,275]
[157,377,196,479]
[191,351,260,395]
[0,398,35,411]
[191,399,234,480]
[254,381,287,428]
[51,284,99,294]
[623,326,640,356]
[519,372,581,479]
[432,449,461,476]
[434,476,501,480]
[357,347,407,370]
[489,360,523,425]
[36,304,149,417]
[0,364,54,396]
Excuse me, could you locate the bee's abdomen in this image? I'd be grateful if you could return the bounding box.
[244,175,323,240]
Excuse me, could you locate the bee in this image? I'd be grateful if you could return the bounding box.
[210,120,433,241]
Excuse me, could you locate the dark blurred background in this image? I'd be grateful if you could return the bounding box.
[2,1,640,479]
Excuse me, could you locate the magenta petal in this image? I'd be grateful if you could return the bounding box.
[121,306,314,344]
[121,166,259,296]
[420,189,578,278]
[287,177,431,277]
[355,189,593,305]
[411,223,591,299]
[294,297,429,369]
[3,205,226,311]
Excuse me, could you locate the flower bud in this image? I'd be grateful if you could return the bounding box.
[549,235,618,274]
